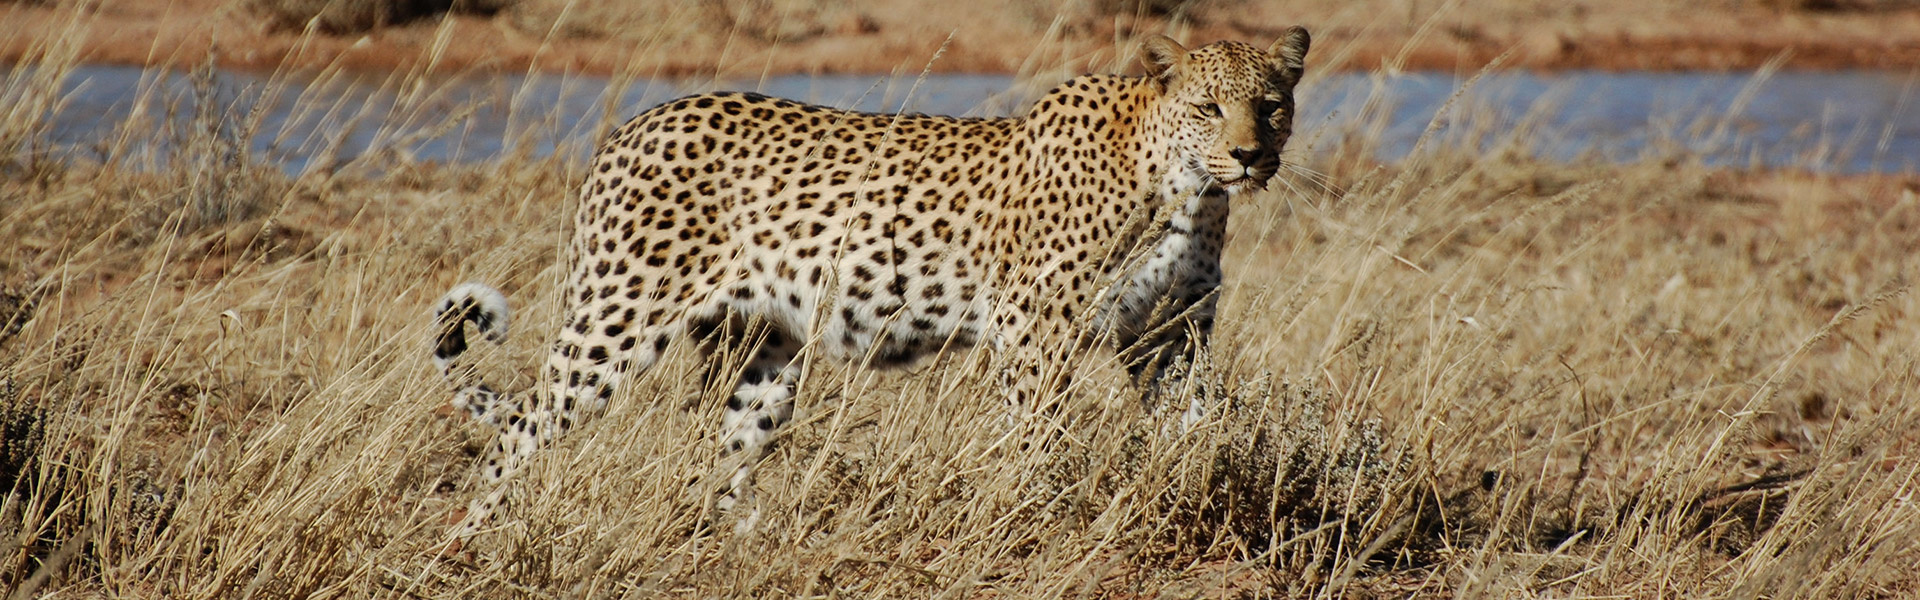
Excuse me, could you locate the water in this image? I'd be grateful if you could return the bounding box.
[1299,69,1920,174]
[21,64,1920,175]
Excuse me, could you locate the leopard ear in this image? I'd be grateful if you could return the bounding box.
[1140,35,1188,88]
[1268,26,1311,84]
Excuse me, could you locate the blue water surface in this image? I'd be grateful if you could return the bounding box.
[20,64,1920,175]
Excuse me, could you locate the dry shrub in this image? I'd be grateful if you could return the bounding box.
[0,286,35,345]
[500,0,691,41]
[248,0,411,33]
[248,0,515,34]
[1087,0,1215,18]
[162,61,287,231]
[0,368,94,593]
[0,380,47,499]
[1753,0,1920,11]
[711,0,865,43]
[1018,362,1412,567]
[1161,374,1408,555]
[504,0,864,44]
[0,8,80,181]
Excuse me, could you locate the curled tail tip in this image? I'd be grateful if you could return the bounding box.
[441,282,512,336]
[433,282,512,372]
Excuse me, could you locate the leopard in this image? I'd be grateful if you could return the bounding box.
[430,29,1312,539]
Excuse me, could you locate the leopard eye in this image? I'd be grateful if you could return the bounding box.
[1194,102,1222,118]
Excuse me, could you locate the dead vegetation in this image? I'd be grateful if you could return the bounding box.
[246,0,513,34]
[0,9,1918,598]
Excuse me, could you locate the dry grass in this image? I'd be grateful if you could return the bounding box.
[2,11,1920,599]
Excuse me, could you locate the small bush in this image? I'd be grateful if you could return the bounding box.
[712,0,851,43]
[0,286,35,346]
[1088,0,1207,18]
[0,381,47,497]
[1753,0,1920,11]
[248,0,515,34]
[504,0,856,44]
[155,60,286,232]
[501,0,679,41]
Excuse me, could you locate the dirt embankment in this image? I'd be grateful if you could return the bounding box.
[5,0,1920,77]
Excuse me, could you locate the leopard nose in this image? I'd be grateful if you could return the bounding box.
[1229,146,1260,167]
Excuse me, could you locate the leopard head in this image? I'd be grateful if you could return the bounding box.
[1142,28,1310,192]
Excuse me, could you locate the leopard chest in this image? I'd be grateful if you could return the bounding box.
[1093,183,1229,345]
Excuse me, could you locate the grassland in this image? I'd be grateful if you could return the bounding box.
[3,7,1920,599]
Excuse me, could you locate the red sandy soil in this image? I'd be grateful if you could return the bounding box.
[4,0,1920,77]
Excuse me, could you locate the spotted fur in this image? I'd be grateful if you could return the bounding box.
[431,30,1312,538]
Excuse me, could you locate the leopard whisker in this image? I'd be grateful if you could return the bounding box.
[1280,161,1342,198]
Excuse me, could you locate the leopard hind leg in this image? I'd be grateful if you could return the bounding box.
[686,309,803,533]
[436,278,677,541]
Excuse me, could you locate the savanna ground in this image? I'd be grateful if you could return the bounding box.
[3,3,1920,599]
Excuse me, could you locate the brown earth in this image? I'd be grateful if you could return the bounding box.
[4,0,1920,77]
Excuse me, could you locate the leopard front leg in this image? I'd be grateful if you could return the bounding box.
[1122,287,1219,432]
[989,289,1086,433]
